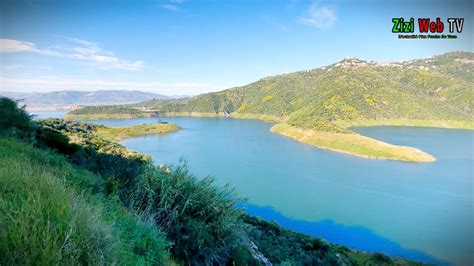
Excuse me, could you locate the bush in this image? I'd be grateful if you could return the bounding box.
[133,163,245,264]
[0,97,36,139]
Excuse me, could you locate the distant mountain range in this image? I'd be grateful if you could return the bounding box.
[0,90,175,109]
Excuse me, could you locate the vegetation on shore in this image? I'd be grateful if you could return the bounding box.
[67,52,474,162]
[1,97,426,265]
[94,123,180,142]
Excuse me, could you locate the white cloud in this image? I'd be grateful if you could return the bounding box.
[160,4,180,11]
[3,64,24,71]
[63,38,144,70]
[0,38,144,71]
[0,39,39,53]
[300,3,337,29]
[0,76,230,95]
[159,0,184,12]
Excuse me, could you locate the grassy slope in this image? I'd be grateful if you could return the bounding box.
[0,138,172,265]
[67,52,474,162]
[95,123,180,142]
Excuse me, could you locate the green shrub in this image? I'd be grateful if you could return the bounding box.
[133,163,245,264]
[0,97,36,139]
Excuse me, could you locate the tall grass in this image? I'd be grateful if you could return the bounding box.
[0,139,115,264]
[0,138,171,265]
[133,163,246,264]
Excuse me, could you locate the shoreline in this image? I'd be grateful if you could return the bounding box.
[65,111,474,130]
[65,111,474,162]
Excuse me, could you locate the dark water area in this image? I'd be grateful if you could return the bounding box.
[243,204,444,264]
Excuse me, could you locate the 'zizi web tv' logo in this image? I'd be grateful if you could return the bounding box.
[392,17,464,39]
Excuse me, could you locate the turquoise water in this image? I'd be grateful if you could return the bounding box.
[38,113,474,265]
[119,117,472,265]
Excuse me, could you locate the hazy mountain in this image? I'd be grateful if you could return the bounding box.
[0,90,170,108]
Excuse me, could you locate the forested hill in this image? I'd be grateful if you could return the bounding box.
[134,51,473,131]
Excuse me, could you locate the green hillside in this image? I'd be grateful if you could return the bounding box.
[67,52,474,161]
[0,138,172,265]
[134,52,472,121]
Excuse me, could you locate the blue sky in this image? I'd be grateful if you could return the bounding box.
[0,0,472,95]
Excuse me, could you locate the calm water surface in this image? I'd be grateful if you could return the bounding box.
[37,113,474,265]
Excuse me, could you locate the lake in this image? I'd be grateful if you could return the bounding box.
[37,113,474,265]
